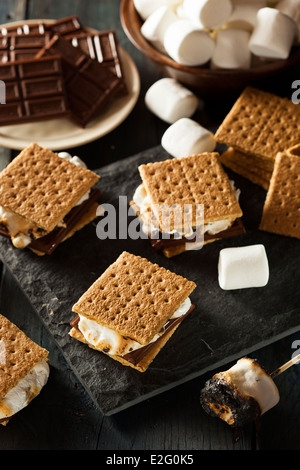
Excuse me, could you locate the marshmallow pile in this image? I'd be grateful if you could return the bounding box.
[145,77,216,158]
[135,0,300,69]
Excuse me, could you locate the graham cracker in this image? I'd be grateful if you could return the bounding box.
[215,87,300,160]
[0,314,49,402]
[220,148,272,191]
[72,251,196,346]
[285,143,300,158]
[0,142,99,233]
[69,317,183,373]
[222,147,274,173]
[259,150,300,238]
[138,153,243,231]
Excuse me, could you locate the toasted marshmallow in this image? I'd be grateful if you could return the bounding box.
[225,358,280,415]
[145,78,200,123]
[161,118,216,158]
[200,357,280,427]
[77,297,192,356]
[0,359,49,421]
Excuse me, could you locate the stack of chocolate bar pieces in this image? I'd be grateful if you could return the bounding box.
[0,15,128,127]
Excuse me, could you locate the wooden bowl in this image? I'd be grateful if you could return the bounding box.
[120,0,300,97]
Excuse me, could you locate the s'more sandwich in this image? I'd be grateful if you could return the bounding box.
[0,314,49,425]
[259,143,300,240]
[130,153,244,258]
[0,142,101,255]
[69,251,196,372]
[215,87,300,190]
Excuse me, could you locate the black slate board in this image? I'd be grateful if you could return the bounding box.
[0,145,300,416]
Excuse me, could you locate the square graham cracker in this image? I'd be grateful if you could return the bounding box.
[138,153,242,231]
[0,142,99,233]
[220,147,273,191]
[259,151,300,239]
[215,87,300,160]
[0,313,49,402]
[71,251,196,346]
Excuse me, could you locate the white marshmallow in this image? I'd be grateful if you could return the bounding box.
[276,0,300,43]
[163,19,215,66]
[224,358,280,415]
[211,29,251,69]
[225,1,266,31]
[161,118,216,158]
[181,0,233,29]
[140,6,178,53]
[249,7,297,59]
[145,78,200,123]
[134,0,180,20]
[218,244,269,290]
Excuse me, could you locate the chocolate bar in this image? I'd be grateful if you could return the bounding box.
[0,32,51,63]
[0,55,70,125]
[48,15,83,35]
[66,30,128,95]
[1,15,83,37]
[36,34,124,126]
[0,22,46,36]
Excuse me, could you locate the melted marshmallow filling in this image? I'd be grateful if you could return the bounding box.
[132,182,240,239]
[0,359,50,421]
[0,152,90,248]
[77,297,192,357]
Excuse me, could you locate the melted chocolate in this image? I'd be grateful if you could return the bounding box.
[149,218,245,251]
[0,188,101,255]
[70,305,195,367]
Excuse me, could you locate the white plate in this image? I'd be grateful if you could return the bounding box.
[0,20,141,150]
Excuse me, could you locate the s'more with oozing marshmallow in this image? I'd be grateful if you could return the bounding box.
[215,87,300,190]
[0,314,50,426]
[130,153,244,258]
[69,251,196,372]
[0,142,101,255]
[259,144,300,239]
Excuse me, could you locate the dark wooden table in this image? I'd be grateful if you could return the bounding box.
[0,0,299,452]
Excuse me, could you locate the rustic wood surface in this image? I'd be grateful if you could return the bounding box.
[0,0,299,451]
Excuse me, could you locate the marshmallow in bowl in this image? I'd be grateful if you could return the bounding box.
[141,6,178,53]
[276,0,300,43]
[249,7,297,59]
[145,78,200,123]
[134,0,180,20]
[161,118,216,158]
[218,244,269,290]
[225,1,267,31]
[181,0,233,29]
[211,29,251,69]
[163,19,215,66]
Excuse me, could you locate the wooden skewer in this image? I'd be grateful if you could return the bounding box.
[270,352,300,379]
